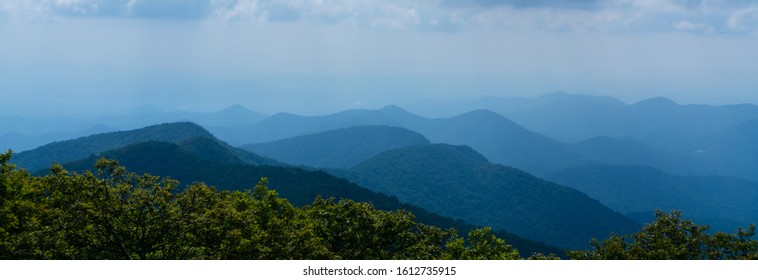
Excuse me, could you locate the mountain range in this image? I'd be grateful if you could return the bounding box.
[226,106,590,176]
[14,122,563,255]
[243,126,430,169]
[7,91,758,254]
[0,104,268,153]
[11,122,277,172]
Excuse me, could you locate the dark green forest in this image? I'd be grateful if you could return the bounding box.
[58,140,560,256]
[1,151,522,260]
[3,151,757,259]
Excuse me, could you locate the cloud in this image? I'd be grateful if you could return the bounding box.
[0,0,213,20]
[211,0,260,21]
[210,0,428,29]
[727,6,758,31]
[673,20,714,33]
[440,0,603,10]
[3,0,758,34]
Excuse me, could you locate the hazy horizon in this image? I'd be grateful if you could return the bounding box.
[2,0,758,116]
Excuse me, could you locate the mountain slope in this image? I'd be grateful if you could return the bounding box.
[495,93,758,145]
[61,140,562,256]
[243,126,431,169]
[685,118,758,181]
[409,110,590,175]
[11,122,276,172]
[100,104,269,130]
[346,144,640,249]
[571,136,707,175]
[548,164,758,232]
[234,106,590,176]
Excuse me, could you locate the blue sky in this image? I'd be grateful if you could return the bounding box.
[1,0,758,115]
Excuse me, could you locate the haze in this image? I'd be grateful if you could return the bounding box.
[1,0,758,116]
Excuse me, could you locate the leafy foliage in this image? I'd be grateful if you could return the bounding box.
[1,151,522,260]
[568,210,758,260]
[61,140,562,256]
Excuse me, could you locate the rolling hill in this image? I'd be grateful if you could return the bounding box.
[411,92,758,146]
[548,164,758,232]
[11,122,277,172]
[684,118,758,181]
[243,125,431,169]
[570,136,707,175]
[61,139,563,256]
[343,143,640,249]
[231,106,590,176]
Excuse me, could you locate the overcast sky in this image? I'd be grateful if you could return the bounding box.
[1,0,758,115]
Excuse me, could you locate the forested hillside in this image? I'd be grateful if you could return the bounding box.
[1,152,524,260]
[12,122,279,173]
[60,141,561,256]
[548,164,758,231]
[4,152,755,260]
[345,144,639,249]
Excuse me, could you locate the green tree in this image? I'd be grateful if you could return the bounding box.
[569,210,758,260]
[1,150,49,258]
[443,227,520,260]
[307,197,454,259]
[2,154,524,260]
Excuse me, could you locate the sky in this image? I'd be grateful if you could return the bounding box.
[1,0,758,116]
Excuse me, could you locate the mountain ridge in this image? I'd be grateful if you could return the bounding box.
[345,143,640,249]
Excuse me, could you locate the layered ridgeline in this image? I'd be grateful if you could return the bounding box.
[0,115,116,152]
[11,122,278,172]
[406,92,758,146]
[244,126,431,169]
[26,123,561,256]
[685,119,758,181]
[407,92,758,181]
[233,106,590,176]
[548,164,758,232]
[0,105,268,153]
[341,144,640,249]
[570,136,708,176]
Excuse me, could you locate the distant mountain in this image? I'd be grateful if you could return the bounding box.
[0,116,115,152]
[405,91,626,119]
[413,110,590,175]
[220,105,421,145]
[683,118,758,181]
[344,144,640,249]
[571,136,706,175]
[1,105,268,153]
[243,126,431,169]
[407,92,758,146]
[11,122,276,172]
[517,95,758,146]
[101,104,269,130]
[548,164,758,232]
[62,140,563,256]
[232,106,590,176]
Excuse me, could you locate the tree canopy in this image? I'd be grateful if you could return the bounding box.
[3,150,756,260]
[0,151,519,260]
[569,210,758,260]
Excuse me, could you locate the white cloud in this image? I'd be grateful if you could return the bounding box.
[211,0,260,21]
[727,6,758,30]
[3,0,758,35]
[123,0,137,15]
[673,20,714,33]
[54,0,99,15]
